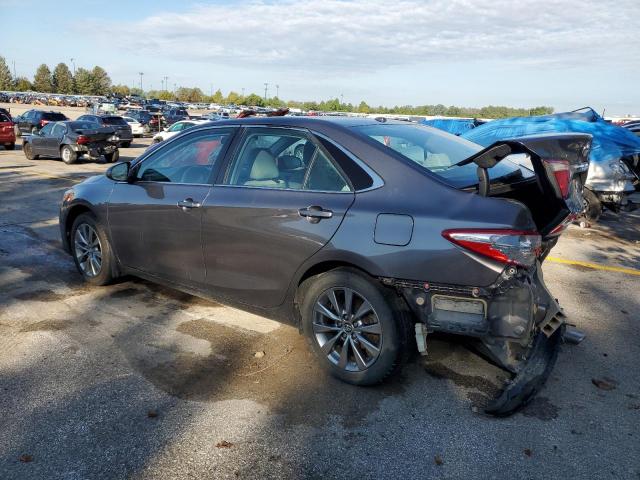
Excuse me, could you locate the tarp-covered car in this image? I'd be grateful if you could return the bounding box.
[462,108,640,221]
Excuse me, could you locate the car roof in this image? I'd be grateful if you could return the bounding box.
[197,116,395,129]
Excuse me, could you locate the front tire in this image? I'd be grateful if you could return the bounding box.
[61,145,77,164]
[300,268,409,385]
[70,213,118,286]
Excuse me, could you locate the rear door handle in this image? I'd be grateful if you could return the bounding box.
[298,205,333,223]
[177,198,202,211]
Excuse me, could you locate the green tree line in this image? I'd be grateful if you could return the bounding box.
[0,56,553,118]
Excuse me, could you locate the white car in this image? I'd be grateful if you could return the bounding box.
[152,120,209,143]
[122,116,145,137]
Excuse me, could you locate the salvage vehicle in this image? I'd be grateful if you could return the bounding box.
[463,108,640,222]
[152,119,209,143]
[23,120,119,164]
[59,117,591,415]
[0,110,16,150]
[122,116,145,138]
[162,107,189,125]
[14,109,68,135]
[76,114,134,148]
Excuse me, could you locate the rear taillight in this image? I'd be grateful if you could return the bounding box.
[442,229,542,267]
[544,159,570,198]
[40,119,49,127]
[77,135,90,145]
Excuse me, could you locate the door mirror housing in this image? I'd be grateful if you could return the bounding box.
[106,161,131,182]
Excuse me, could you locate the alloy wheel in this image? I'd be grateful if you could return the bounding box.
[74,223,102,277]
[313,287,382,372]
[62,147,71,162]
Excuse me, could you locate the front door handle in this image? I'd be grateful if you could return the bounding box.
[298,205,333,223]
[177,198,202,211]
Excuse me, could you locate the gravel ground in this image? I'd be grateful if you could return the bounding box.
[0,129,639,479]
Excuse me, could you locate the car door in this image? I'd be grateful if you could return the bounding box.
[49,123,67,156]
[30,122,55,155]
[107,127,237,285]
[201,126,355,308]
[20,111,33,133]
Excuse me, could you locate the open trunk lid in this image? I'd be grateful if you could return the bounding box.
[459,133,591,237]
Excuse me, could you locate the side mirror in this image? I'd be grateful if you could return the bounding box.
[106,161,131,182]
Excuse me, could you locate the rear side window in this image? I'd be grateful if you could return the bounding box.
[42,112,67,121]
[102,116,127,126]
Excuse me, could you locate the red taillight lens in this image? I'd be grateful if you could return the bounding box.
[40,119,49,127]
[544,159,570,198]
[77,135,90,145]
[442,229,542,267]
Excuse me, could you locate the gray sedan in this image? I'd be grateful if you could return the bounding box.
[59,117,591,415]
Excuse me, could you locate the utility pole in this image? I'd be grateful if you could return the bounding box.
[164,76,169,92]
[276,84,280,98]
[241,87,245,97]
[138,72,144,92]
[264,82,268,101]
[12,60,16,80]
[70,58,76,76]
[340,93,344,105]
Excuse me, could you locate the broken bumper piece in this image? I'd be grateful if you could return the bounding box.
[485,327,562,416]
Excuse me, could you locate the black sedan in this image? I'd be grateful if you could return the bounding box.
[23,120,120,164]
[59,117,591,415]
[76,114,134,147]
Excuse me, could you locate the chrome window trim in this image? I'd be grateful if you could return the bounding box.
[310,131,385,192]
[212,183,354,195]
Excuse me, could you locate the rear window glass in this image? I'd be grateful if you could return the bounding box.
[0,113,10,122]
[102,116,127,126]
[68,121,99,131]
[353,123,532,188]
[42,112,67,121]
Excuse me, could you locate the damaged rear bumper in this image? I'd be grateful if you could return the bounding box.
[385,262,570,415]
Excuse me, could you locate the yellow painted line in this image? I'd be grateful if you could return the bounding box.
[547,256,640,276]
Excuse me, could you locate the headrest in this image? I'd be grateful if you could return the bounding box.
[249,150,278,180]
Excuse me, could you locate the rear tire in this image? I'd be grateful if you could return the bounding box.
[121,141,131,148]
[104,149,120,163]
[23,142,38,160]
[61,145,77,164]
[70,213,118,286]
[582,188,602,225]
[300,268,409,385]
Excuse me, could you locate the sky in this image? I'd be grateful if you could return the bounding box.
[2,0,640,115]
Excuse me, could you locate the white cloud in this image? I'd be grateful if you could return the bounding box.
[105,0,638,72]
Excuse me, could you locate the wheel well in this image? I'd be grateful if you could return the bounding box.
[64,205,93,244]
[297,261,373,287]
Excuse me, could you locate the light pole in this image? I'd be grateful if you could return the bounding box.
[241,87,245,97]
[340,93,344,106]
[276,84,280,99]
[12,60,16,80]
[163,76,168,92]
[138,72,144,92]
[70,58,76,76]
[264,82,268,101]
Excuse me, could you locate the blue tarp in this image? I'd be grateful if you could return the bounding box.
[462,108,640,164]
[420,118,479,136]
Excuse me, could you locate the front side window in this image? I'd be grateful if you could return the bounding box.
[135,128,234,184]
[223,127,351,192]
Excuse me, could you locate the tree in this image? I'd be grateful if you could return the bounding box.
[52,63,74,94]
[357,101,371,113]
[242,93,264,107]
[110,84,131,97]
[33,64,53,92]
[74,68,94,95]
[211,89,224,104]
[14,77,32,91]
[0,56,12,90]
[225,91,241,105]
[91,66,111,95]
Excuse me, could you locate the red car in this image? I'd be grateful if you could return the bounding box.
[0,110,16,150]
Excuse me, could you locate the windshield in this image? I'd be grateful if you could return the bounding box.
[354,123,532,188]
